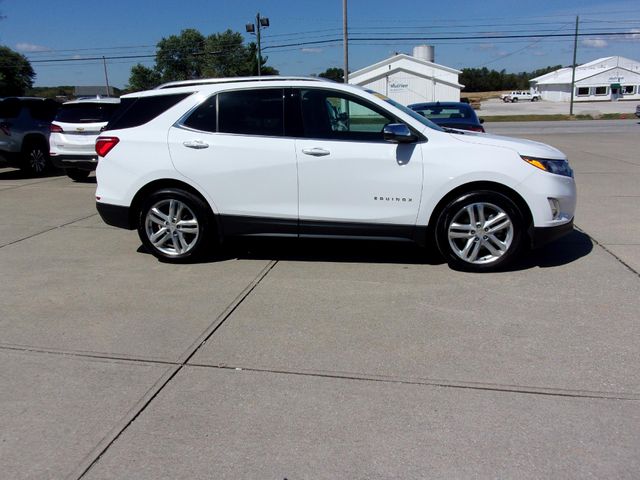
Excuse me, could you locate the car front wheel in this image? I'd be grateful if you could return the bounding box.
[138,188,213,262]
[436,191,525,272]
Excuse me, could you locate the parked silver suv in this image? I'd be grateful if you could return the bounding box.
[0,97,59,175]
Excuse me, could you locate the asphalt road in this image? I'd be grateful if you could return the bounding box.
[1,124,639,479]
[486,118,640,135]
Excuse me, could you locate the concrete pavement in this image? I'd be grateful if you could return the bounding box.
[1,125,638,479]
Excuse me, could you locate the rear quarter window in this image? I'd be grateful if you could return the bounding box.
[0,98,22,119]
[28,100,60,122]
[105,93,191,131]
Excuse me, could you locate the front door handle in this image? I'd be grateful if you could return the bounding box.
[302,147,330,157]
[183,140,209,149]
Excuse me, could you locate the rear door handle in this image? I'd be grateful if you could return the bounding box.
[183,140,209,149]
[301,147,330,157]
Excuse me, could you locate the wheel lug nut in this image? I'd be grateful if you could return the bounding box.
[483,235,488,240]
[470,230,475,235]
[484,228,489,232]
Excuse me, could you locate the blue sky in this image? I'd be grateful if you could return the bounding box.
[1,0,640,88]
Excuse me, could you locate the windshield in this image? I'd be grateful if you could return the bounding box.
[366,90,444,132]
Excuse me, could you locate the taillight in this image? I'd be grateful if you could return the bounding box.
[0,122,10,136]
[50,124,64,133]
[467,125,485,132]
[95,136,120,157]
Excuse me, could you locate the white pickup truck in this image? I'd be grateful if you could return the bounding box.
[501,91,541,102]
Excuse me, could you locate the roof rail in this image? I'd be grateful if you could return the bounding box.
[156,76,330,89]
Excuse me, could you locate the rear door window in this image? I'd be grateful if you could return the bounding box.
[217,89,284,136]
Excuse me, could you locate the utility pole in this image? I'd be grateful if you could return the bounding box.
[246,13,270,76]
[569,15,579,116]
[102,56,110,97]
[343,0,349,83]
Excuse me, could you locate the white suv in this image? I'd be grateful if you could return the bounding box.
[95,77,576,272]
[50,97,120,181]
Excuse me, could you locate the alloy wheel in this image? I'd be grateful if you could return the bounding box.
[29,147,46,173]
[144,199,200,256]
[447,202,514,265]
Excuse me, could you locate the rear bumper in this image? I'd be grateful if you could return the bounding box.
[96,202,134,230]
[51,154,99,171]
[531,218,574,249]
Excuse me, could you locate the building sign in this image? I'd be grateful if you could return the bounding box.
[389,80,409,92]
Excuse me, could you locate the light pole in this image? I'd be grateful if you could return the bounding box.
[343,0,348,83]
[569,15,579,116]
[246,13,270,76]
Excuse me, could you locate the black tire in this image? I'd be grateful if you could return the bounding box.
[137,188,214,262]
[20,139,50,176]
[435,190,525,272]
[512,97,519,103]
[531,97,539,102]
[66,168,91,182]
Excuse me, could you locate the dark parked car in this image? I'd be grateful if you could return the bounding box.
[408,101,485,132]
[0,97,60,175]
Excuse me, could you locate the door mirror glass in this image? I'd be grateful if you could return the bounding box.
[383,123,416,143]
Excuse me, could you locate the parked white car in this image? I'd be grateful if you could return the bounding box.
[49,97,120,181]
[95,77,575,272]
[501,91,541,103]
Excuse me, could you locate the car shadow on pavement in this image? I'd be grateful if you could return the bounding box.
[234,237,441,265]
[136,229,593,270]
[507,229,593,271]
[0,167,65,180]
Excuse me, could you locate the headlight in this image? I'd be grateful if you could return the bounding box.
[521,156,573,178]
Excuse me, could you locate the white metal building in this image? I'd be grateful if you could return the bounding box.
[348,46,463,105]
[529,56,640,102]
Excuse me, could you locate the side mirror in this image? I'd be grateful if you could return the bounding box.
[383,123,416,143]
[480,118,485,124]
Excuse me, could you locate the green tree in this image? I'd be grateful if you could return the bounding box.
[459,65,564,92]
[318,67,344,83]
[203,30,250,77]
[129,28,278,84]
[155,29,207,82]
[127,64,161,92]
[0,45,35,96]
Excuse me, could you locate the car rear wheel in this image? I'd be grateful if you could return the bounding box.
[138,188,213,262]
[512,97,519,103]
[435,191,525,272]
[66,168,90,182]
[20,140,50,176]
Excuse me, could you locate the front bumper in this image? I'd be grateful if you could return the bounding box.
[531,218,574,249]
[96,202,134,230]
[51,154,99,171]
